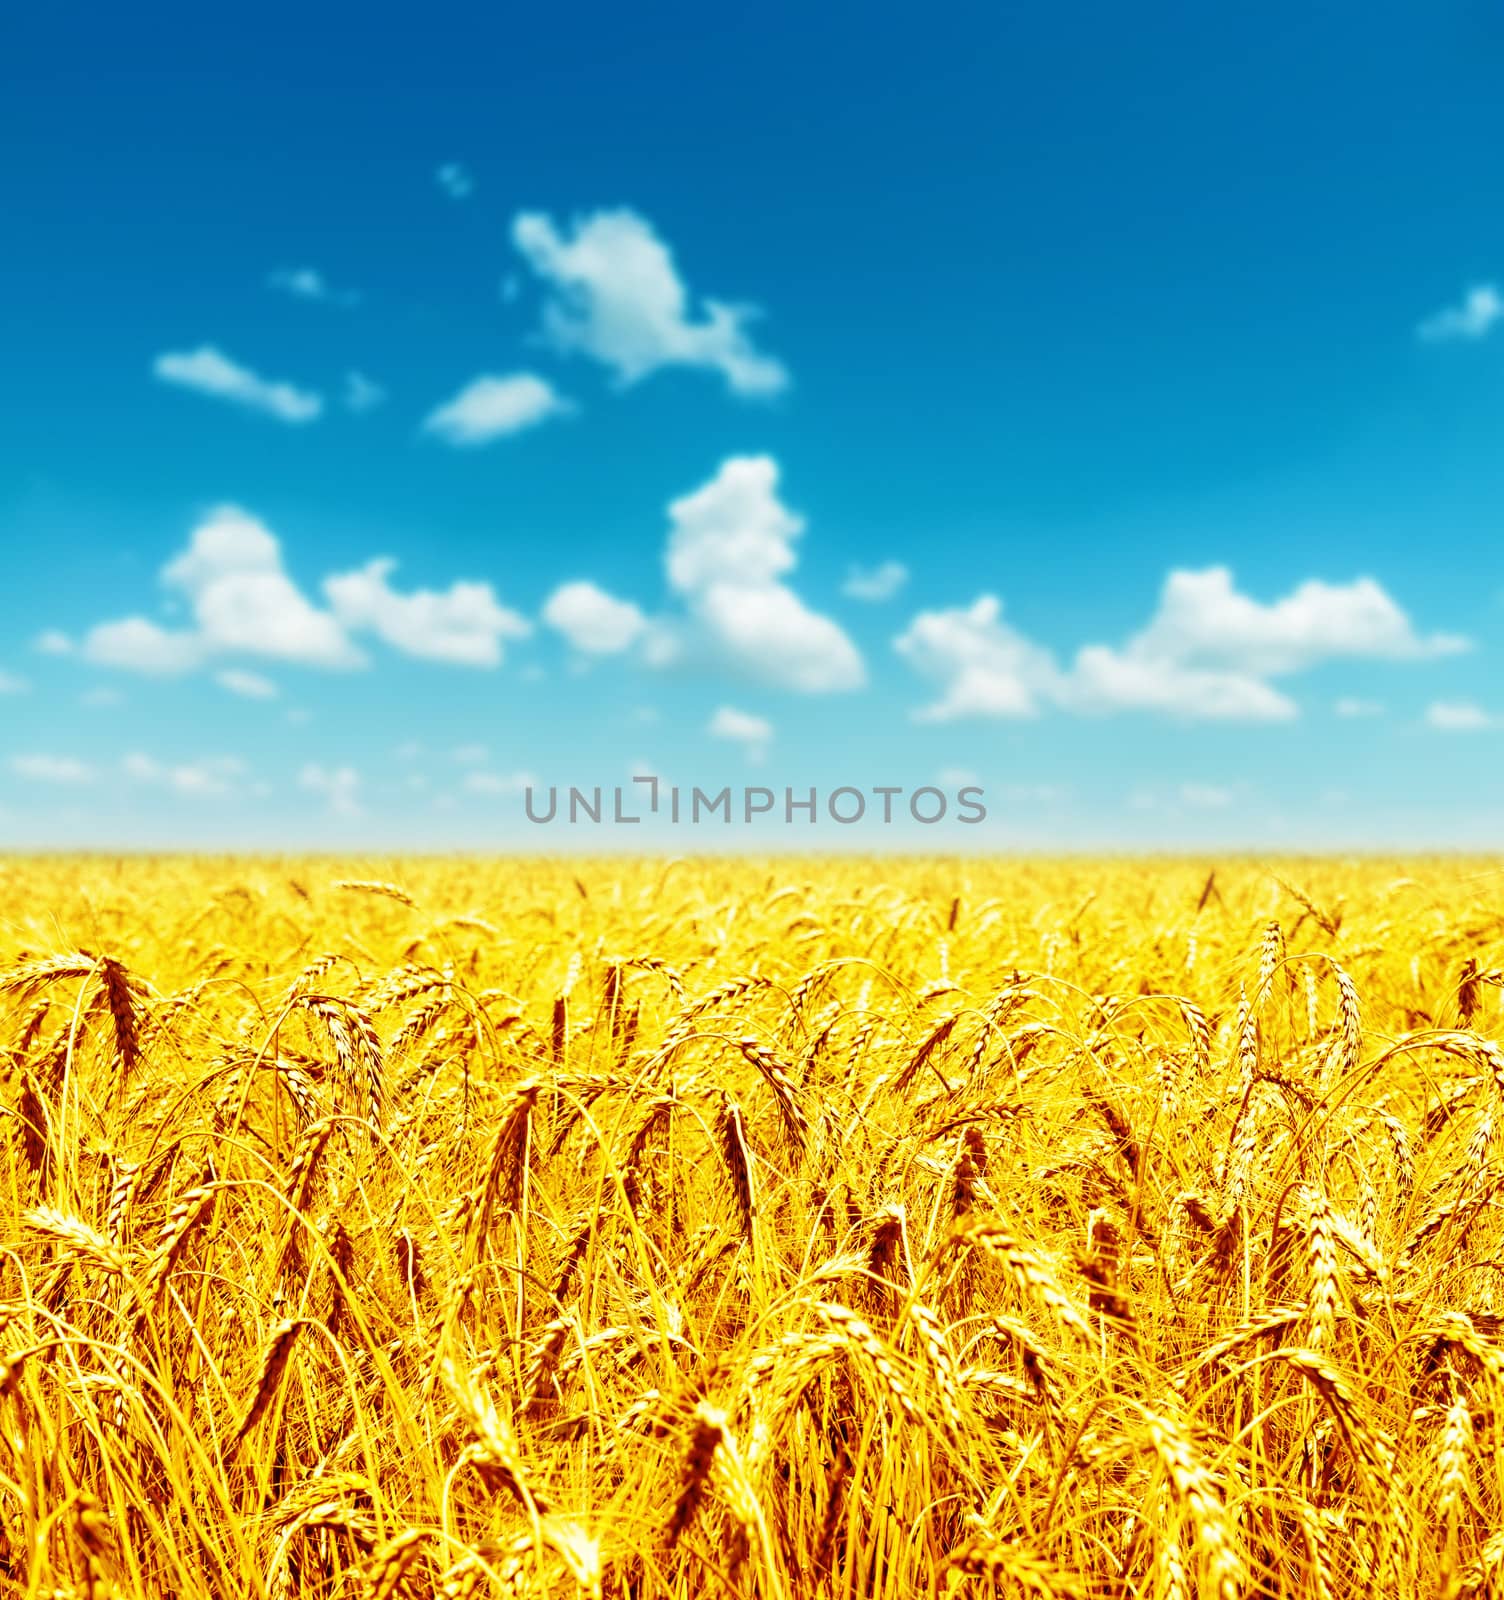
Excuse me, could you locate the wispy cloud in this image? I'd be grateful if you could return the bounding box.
[421,373,573,445]
[1417,283,1503,342]
[300,762,361,815]
[1425,700,1495,731]
[842,560,909,602]
[1334,697,1384,717]
[10,754,94,784]
[124,752,246,796]
[436,162,474,200]
[267,267,359,308]
[0,671,28,695]
[342,371,387,413]
[512,208,788,395]
[215,668,278,700]
[708,705,773,761]
[153,345,323,423]
[464,770,536,796]
[1179,783,1234,808]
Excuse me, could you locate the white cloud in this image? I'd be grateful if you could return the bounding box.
[215,668,278,700]
[79,506,529,680]
[464,770,536,795]
[83,617,203,676]
[1335,697,1384,717]
[842,560,909,602]
[694,583,865,694]
[1067,646,1298,722]
[153,345,323,424]
[421,373,573,445]
[268,267,358,307]
[664,456,863,693]
[159,505,360,669]
[895,596,1055,721]
[34,630,72,656]
[1095,567,1465,680]
[1418,283,1504,343]
[81,687,123,707]
[300,763,361,815]
[1426,700,1495,731]
[453,743,488,765]
[708,705,773,760]
[343,371,387,413]
[10,754,93,785]
[324,559,531,666]
[511,208,788,396]
[436,162,474,200]
[937,766,981,788]
[0,672,28,695]
[898,567,1467,724]
[542,580,648,655]
[124,752,245,796]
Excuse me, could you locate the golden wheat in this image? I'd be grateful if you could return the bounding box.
[0,854,1500,1597]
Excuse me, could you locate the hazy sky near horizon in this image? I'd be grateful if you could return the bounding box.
[3,1,1503,848]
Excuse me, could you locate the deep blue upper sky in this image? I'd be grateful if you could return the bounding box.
[3,1,1502,847]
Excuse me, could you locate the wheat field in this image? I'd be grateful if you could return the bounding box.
[1,855,1503,1598]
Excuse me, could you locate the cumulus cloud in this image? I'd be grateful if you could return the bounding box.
[1426,700,1495,731]
[215,669,278,700]
[148,505,359,670]
[895,596,1057,721]
[511,209,788,395]
[268,267,359,307]
[83,617,203,676]
[708,706,773,760]
[74,505,529,679]
[842,560,909,602]
[665,456,863,692]
[0,672,28,694]
[1096,568,1465,680]
[436,162,474,200]
[10,754,94,784]
[300,763,361,815]
[542,581,648,655]
[152,345,323,423]
[527,459,858,693]
[323,560,531,666]
[897,567,1466,723]
[1417,283,1504,343]
[421,373,573,445]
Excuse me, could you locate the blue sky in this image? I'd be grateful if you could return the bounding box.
[3,1,1503,848]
